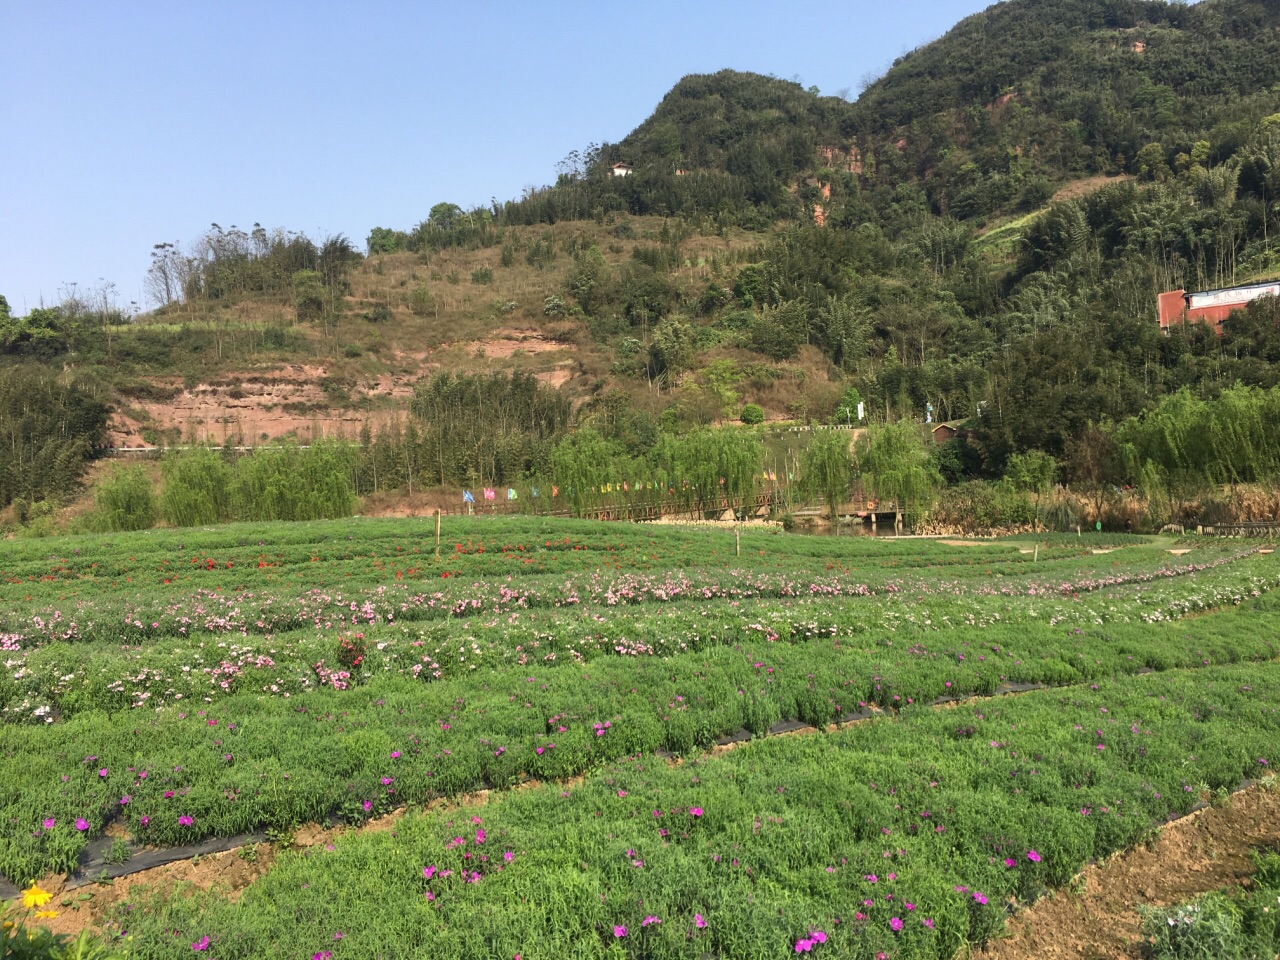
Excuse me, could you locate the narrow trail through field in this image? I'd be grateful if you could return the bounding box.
[21,655,1278,942]
[980,783,1280,960]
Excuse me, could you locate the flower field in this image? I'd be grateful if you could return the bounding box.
[1,518,1278,957]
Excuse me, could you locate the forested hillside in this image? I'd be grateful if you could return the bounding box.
[6,0,1280,530]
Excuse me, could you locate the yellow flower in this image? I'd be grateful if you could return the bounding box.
[20,883,52,909]
[35,911,58,919]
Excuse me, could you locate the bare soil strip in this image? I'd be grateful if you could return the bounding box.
[980,783,1280,960]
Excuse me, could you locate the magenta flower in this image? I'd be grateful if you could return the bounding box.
[475,828,486,844]
[381,777,393,786]
[333,932,345,941]
[795,938,814,953]
[613,925,627,938]
[178,815,194,827]
[617,790,627,798]
[98,768,108,778]
[312,953,332,960]
[810,932,827,944]
[503,851,514,863]
[390,751,400,759]
[890,917,904,931]
[1027,849,1041,862]
[922,917,935,929]
[191,935,209,951]
[423,866,437,879]
[121,796,132,806]
[362,800,372,812]
[42,818,55,829]
[75,818,89,831]
[536,747,544,755]
[690,807,703,817]
[973,892,988,905]
[1004,858,1016,868]
[642,916,660,927]
[695,914,706,929]
[140,816,150,827]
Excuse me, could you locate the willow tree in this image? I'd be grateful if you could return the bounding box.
[550,429,624,517]
[799,430,854,521]
[855,421,942,525]
[651,428,762,513]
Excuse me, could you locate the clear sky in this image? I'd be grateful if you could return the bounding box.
[0,0,995,315]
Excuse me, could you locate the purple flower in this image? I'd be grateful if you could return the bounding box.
[140,816,150,827]
[810,931,826,944]
[362,800,372,812]
[973,892,988,905]
[98,768,108,778]
[695,914,706,929]
[613,925,627,938]
[795,938,813,953]
[642,916,661,927]
[1004,858,1016,868]
[390,751,400,759]
[503,851,514,863]
[42,818,55,829]
[75,818,89,831]
[332,931,345,941]
[689,807,703,817]
[191,935,209,951]
[178,815,194,827]
[120,795,132,806]
[1027,849,1042,863]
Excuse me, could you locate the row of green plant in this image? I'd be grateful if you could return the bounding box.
[87,664,1280,959]
[3,576,1277,882]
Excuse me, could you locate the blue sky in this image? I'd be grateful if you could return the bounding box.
[1,0,995,314]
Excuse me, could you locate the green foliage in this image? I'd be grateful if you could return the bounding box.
[0,366,109,509]
[160,448,235,527]
[856,421,943,521]
[366,226,409,255]
[739,403,764,425]
[92,465,157,532]
[799,430,854,516]
[407,371,572,487]
[231,442,358,522]
[290,269,326,323]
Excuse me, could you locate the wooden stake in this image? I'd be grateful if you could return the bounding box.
[1034,543,1038,562]
[736,528,740,557]
[435,510,441,561]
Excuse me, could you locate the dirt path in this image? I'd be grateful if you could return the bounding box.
[981,783,1280,960]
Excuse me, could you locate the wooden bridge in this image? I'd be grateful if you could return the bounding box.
[1197,521,1280,538]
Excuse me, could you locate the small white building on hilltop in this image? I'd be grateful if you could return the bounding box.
[610,162,633,177]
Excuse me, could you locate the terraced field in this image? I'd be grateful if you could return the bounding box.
[2,520,1278,958]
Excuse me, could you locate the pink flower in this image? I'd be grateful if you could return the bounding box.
[425,891,435,902]
[140,816,150,827]
[890,917,904,931]
[973,892,988,905]
[178,815,194,827]
[390,751,400,759]
[75,818,89,831]
[695,914,706,928]
[690,807,703,817]
[1027,849,1041,862]
[42,818,55,829]
[503,851,515,862]
[536,747,544,755]
[98,768,108,778]
[617,790,627,798]
[120,796,131,806]
[642,916,660,927]
[362,800,373,812]
[1004,858,1016,868]
[922,917,935,929]
[795,939,813,953]
[423,866,437,879]
[810,931,826,944]
[191,935,209,951]
[613,925,627,938]
[475,829,486,844]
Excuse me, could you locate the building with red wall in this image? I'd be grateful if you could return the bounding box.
[1158,279,1280,333]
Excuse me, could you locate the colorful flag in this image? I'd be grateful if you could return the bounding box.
[552,485,559,497]
[463,490,475,503]
[507,488,518,500]
[531,487,539,498]
[483,488,496,501]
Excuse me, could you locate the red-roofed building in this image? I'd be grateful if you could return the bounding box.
[1158,279,1280,334]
